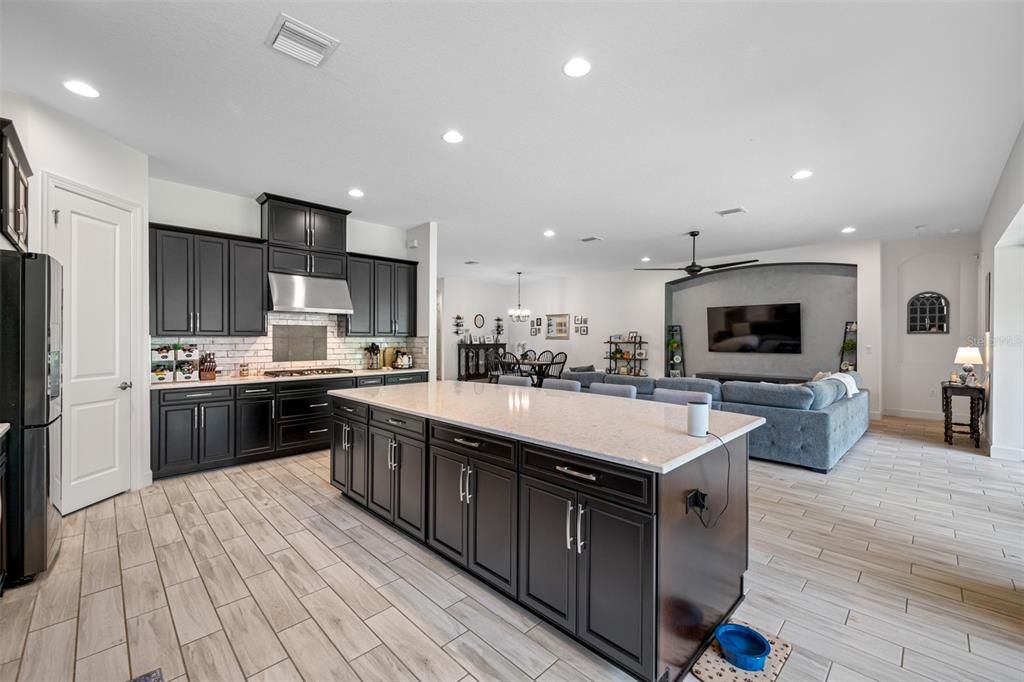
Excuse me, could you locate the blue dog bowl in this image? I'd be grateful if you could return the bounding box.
[714,623,771,671]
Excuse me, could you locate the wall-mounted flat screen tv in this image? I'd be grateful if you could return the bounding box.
[707,303,802,353]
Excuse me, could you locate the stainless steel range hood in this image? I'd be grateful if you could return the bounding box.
[268,272,354,315]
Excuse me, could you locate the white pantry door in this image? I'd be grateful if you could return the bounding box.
[50,186,133,512]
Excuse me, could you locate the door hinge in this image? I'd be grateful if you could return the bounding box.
[52,209,60,226]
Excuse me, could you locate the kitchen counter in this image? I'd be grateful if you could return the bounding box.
[329,380,763,474]
[150,367,426,390]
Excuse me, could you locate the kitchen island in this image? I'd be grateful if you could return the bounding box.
[328,381,764,681]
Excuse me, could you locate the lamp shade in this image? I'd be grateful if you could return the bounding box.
[954,347,983,366]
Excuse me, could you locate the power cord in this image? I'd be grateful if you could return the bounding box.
[692,432,731,529]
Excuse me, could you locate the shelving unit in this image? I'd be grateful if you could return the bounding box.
[605,335,648,376]
[151,343,200,383]
[838,321,857,371]
[666,324,685,377]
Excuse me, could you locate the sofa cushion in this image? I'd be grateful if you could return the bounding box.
[721,381,815,410]
[655,377,723,402]
[560,370,605,388]
[804,380,844,410]
[605,374,655,395]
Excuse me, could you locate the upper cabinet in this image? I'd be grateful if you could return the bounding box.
[258,194,349,279]
[150,225,268,337]
[1,118,32,252]
[345,254,417,337]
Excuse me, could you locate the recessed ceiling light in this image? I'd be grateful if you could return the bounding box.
[641,257,651,262]
[442,130,464,144]
[951,228,962,233]
[791,169,814,180]
[841,226,856,234]
[348,188,364,198]
[562,57,591,78]
[63,80,99,98]
[543,229,556,238]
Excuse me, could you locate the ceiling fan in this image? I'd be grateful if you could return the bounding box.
[634,230,758,275]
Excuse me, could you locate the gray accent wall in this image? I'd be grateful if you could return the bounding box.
[669,263,857,379]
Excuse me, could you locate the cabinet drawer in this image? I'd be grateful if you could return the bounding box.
[385,372,427,386]
[278,392,332,420]
[357,375,385,388]
[333,397,368,422]
[278,378,356,394]
[370,407,425,439]
[520,444,655,513]
[277,418,332,449]
[236,384,277,399]
[430,422,515,468]
[160,387,234,404]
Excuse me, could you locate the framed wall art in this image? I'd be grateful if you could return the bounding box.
[546,313,570,340]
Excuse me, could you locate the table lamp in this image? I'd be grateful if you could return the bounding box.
[954,346,983,384]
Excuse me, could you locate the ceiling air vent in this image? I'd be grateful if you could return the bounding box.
[265,13,340,67]
[715,207,747,217]
[580,236,604,243]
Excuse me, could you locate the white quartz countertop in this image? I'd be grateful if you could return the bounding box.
[150,367,426,391]
[0,423,8,439]
[329,381,764,474]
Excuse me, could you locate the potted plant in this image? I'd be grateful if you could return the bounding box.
[839,338,857,358]
[364,342,381,369]
[667,337,683,364]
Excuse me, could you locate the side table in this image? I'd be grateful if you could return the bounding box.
[941,382,985,448]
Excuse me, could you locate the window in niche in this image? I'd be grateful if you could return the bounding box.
[907,292,950,334]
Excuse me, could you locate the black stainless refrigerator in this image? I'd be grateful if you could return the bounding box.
[0,251,62,584]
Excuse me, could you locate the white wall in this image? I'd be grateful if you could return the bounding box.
[148,178,410,259]
[438,277,515,381]
[406,221,438,379]
[978,122,1024,460]
[881,233,980,420]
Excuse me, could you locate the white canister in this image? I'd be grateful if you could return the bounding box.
[687,401,709,438]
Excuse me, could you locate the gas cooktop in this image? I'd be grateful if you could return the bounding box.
[262,367,354,377]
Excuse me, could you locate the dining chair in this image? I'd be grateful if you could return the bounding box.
[549,351,567,378]
[498,375,532,387]
[653,388,712,405]
[485,348,503,383]
[542,378,581,392]
[590,383,637,399]
[522,349,537,360]
[500,351,522,376]
[536,350,554,364]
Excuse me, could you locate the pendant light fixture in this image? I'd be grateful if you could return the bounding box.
[508,272,531,322]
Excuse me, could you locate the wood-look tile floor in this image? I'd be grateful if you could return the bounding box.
[1,416,1021,682]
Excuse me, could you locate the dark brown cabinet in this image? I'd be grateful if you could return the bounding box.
[344,254,417,338]
[519,476,578,631]
[230,241,268,336]
[155,404,199,474]
[1,118,31,252]
[151,226,268,337]
[198,400,234,462]
[259,194,349,279]
[236,396,275,458]
[360,424,426,540]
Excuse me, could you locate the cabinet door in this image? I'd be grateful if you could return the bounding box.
[367,427,395,520]
[310,252,347,279]
[230,241,268,336]
[151,230,194,336]
[346,256,374,336]
[346,421,369,505]
[330,417,348,492]
[468,459,517,596]
[576,495,655,680]
[393,435,426,540]
[266,200,309,248]
[519,476,577,632]
[373,260,395,336]
[156,404,198,473]
[194,236,229,336]
[236,398,275,458]
[268,246,310,275]
[199,400,234,463]
[394,262,416,336]
[428,448,468,565]
[309,208,346,254]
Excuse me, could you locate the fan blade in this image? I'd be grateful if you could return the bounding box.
[633,267,689,271]
[707,259,759,270]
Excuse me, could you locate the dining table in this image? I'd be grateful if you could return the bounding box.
[517,358,556,387]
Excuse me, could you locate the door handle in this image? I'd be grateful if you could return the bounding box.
[186,392,213,398]
[565,500,574,550]
[342,406,356,413]
[555,465,598,482]
[458,464,465,502]
[117,381,133,391]
[576,503,585,554]
[306,255,312,273]
[465,467,473,505]
[343,423,351,450]
[391,441,399,470]
[271,400,275,421]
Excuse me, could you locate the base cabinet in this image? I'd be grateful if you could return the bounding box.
[156,404,199,474]
[198,400,234,463]
[366,427,425,540]
[236,397,275,458]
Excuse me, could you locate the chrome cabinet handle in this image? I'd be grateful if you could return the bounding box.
[243,388,268,393]
[271,400,275,421]
[465,467,473,504]
[453,436,481,449]
[386,441,393,469]
[309,403,329,408]
[306,255,312,273]
[555,465,597,482]
[458,464,466,502]
[386,418,406,426]
[391,441,399,470]
[193,406,198,430]
[576,503,585,554]
[565,500,574,550]
[186,392,213,398]
[345,424,352,450]
[201,405,205,429]
[195,311,199,332]
[308,428,329,434]
[342,406,356,413]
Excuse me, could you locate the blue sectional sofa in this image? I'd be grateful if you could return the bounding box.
[560,370,868,472]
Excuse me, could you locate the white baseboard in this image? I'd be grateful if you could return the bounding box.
[881,408,944,421]
[870,410,882,421]
[990,445,1024,461]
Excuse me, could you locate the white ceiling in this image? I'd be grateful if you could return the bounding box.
[2,2,1022,281]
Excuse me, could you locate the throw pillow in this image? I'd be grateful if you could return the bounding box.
[569,365,596,372]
